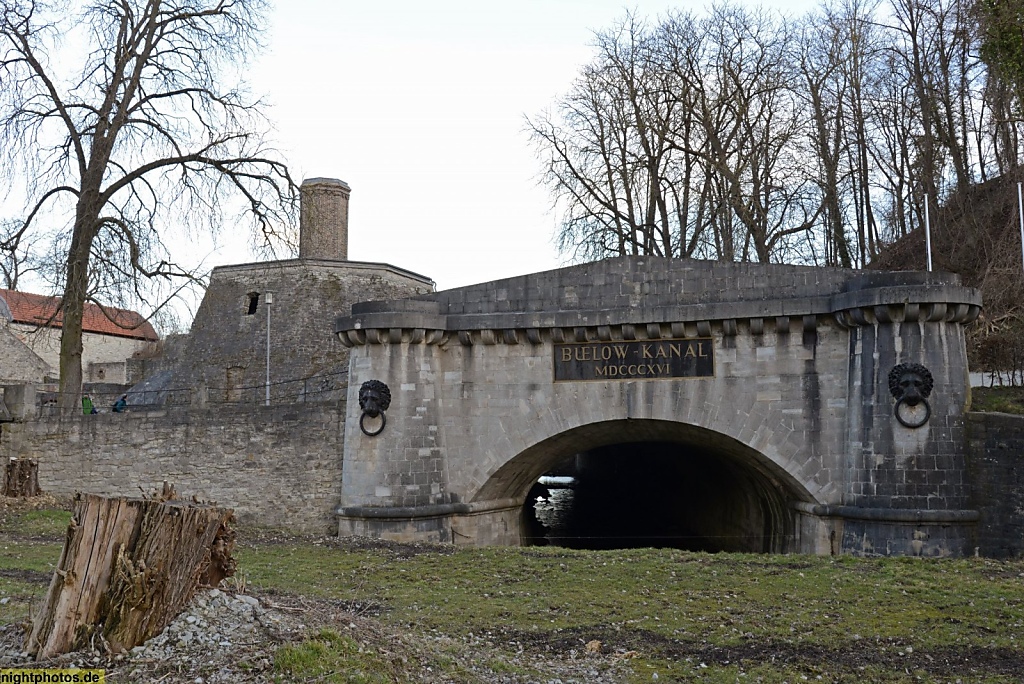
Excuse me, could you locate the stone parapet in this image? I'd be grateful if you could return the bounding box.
[792,502,979,557]
[2,384,36,421]
[336,498,522,545]
[335,260,980,347]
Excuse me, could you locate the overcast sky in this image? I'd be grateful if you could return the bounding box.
[231,0,819,292]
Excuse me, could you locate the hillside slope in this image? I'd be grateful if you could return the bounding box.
[869,170,1024,374]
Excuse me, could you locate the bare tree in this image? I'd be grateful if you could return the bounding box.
[841,0,884,263]
[0,0,296,412]
[796,0,888,267]
[798,11,852,267]
[982,74,1023,174]
[530,5,819,266]
[530,0,1011,272]
[0,218,39,289]
[527,14,684,260]
[923,0,979,191]
[671,5,817,263]
[867,48,920,242]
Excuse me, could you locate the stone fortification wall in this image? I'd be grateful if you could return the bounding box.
[126,333,190,386]
[0,403,346,533]
[176,259,432,404]
[966,411,1024,557]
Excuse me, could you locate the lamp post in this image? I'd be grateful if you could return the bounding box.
[1018,182,1024,274]
[924,193,933,272]
[264,292,273,406]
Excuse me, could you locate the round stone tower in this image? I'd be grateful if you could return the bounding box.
[300,177,351,260]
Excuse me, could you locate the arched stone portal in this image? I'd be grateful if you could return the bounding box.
[335,256,982,556]
[485,419,808,553]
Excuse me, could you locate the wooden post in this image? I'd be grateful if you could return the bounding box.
[2,458,40,497]
[25,490,235,658]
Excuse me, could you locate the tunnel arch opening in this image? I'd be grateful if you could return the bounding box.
[474,419,810,553]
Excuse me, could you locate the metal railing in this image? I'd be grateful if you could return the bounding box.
[206,369,350,407]
[24,369,350,416]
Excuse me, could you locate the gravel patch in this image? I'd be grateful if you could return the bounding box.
[1,589,307,682]
[1,588,635,683]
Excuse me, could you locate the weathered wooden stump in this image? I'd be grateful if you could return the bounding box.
[2,458,40,497]
[25,488,235,658]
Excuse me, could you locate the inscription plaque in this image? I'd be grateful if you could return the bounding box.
[554,338,714,382]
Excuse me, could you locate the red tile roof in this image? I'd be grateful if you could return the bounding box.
[0,289,159,341]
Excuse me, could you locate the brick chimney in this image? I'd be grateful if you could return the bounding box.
[299,177,350,260]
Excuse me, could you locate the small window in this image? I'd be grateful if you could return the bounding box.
[245,292,260,315]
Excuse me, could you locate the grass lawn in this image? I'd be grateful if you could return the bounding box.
[0,507,69,624]
[239,540,1024,682]
[971,386,1024,414]
[4,501,1022,683]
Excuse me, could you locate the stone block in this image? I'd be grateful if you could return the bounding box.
[2,384,36,421]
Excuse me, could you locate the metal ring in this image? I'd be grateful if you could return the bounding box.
[360,411,386,437]
[894,396,930,429]
[358,411,385,438]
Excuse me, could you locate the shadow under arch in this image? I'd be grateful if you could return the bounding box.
[473,419,815,553]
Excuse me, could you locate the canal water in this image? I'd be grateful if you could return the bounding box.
[524,479,706,550]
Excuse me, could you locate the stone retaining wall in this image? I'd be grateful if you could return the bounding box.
[0,402,345,533]
[965,411,1024,557]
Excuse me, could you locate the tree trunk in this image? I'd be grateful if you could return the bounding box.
[57,200,99,415]
[2,458,40,497]
[25,489,235,659]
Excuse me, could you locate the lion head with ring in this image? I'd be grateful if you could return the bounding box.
[887,363,934,428]
[358,380,392,436]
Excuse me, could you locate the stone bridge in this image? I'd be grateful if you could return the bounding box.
[334,256,982,556]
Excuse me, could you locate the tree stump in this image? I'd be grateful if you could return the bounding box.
[2,458,40,497]
[25,490,235,658]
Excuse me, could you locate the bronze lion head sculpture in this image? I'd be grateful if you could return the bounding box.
[888,363,933,407]
[358,379,391,418]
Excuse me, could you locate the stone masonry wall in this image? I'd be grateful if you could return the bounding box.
[0,402,346,533]
[965,411,1024,557]
[0,325,52,384]
[176,259,432,405]
[11,322,155,383]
